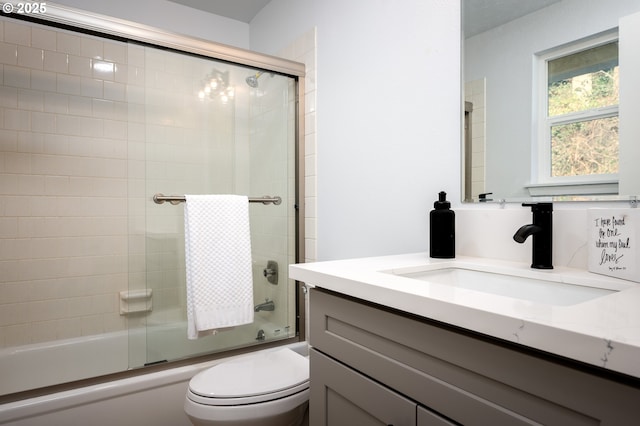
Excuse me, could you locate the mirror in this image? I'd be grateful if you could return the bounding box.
[462,0,640,203]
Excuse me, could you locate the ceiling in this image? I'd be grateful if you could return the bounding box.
[167,0,562,37]
[167,0,271,23]
[463,0,562,37]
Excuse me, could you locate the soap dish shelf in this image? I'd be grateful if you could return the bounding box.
[120,289,153,315]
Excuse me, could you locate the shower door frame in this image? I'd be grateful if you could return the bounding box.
[1,2,306,397]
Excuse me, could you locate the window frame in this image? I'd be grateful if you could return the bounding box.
[531,30,619,196]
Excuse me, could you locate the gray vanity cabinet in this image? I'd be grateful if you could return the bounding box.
[309,288,640,425]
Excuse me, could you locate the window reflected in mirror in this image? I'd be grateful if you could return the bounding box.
[544,40,619,180]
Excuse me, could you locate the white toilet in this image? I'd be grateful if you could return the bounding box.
[184,348,309,426]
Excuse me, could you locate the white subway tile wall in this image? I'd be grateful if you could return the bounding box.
[278,27,317,264]
[0,16,300,353]
[0,18,133,348]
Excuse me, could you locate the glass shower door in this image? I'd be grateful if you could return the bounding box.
[135,44,298,366]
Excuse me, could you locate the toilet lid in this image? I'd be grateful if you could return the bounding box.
[189,348,309,404]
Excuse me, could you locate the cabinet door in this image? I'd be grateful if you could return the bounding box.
[310,348,416,426]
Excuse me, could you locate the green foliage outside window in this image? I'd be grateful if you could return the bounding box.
[550,117,618,177]
[547,45,619,178]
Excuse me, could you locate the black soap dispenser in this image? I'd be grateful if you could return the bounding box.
[430,191,455,258]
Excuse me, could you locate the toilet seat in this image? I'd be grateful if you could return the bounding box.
[187,348,309,406]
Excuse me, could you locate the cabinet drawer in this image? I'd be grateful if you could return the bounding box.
[310,288,639,425]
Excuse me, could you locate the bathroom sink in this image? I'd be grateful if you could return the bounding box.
[386,265,628,306]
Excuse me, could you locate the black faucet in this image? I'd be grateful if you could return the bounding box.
[513,202,553,269]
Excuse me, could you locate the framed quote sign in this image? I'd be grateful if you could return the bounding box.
[587,209,639,283]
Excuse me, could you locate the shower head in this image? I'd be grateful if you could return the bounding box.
[245,71,262,88]
[245,71,264,88]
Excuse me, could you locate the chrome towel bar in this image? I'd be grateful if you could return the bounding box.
[153,193,282,205]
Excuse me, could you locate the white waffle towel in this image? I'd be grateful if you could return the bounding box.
[184,194,254,340]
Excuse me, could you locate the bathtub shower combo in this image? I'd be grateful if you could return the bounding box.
[0,5,305,398]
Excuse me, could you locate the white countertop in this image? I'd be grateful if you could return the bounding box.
[290,253,640,379]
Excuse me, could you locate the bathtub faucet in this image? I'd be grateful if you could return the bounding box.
[254,299,275,312]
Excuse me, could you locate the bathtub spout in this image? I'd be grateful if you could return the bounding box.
[254,299,275,312]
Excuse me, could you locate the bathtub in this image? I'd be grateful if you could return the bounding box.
[0,318,290,396]
[0,341,308,426]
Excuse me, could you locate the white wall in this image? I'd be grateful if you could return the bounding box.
[251,0,462,261]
